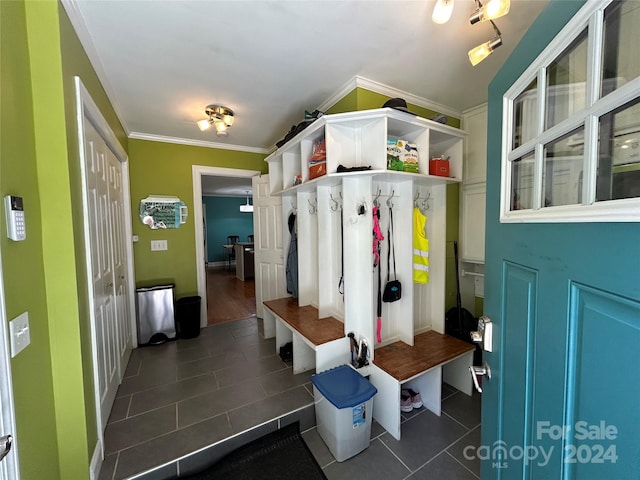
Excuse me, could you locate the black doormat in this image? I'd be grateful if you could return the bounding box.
[181,422,327,479]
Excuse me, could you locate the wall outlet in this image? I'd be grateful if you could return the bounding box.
[9,312,30,358]
[151,240,168,251]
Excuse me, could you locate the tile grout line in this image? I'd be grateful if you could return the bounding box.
[375,436,414,476]
[444,449,481,479]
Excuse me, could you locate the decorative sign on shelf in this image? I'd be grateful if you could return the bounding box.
[139,196,188,229]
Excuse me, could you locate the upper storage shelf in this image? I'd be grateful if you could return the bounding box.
[265,108,466,195]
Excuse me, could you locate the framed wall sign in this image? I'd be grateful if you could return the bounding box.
[139,196,188,229]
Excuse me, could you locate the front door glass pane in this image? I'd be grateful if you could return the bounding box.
[546,29,588,129]
[602,0,640,96]
[513,79,538,149]
[596,97,640,201]
[542,127,584,207]
[510,152,535,211]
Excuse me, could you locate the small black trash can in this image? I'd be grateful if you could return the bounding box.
[175,296,201,339]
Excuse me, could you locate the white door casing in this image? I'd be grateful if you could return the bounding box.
[192,166,261,327]
[0,252,19,480]
[252,174,286,320]
[75,77,136,476]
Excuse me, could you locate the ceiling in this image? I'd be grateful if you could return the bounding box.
[64,0,548,195]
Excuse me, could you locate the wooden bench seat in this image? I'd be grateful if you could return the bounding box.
[263,298,475,441]
[263,298,344,346]
[262,298,349,374]
[369,330,475,441]
[374,330,475,381]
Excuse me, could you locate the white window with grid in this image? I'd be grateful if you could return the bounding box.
[501,0,640,223]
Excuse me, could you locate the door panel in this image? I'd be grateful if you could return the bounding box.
[253,175,286,319]
[566,285,640,479]
[499,262,537,475]
[483,2,640,479]
[108,153,132,377]
[83,119,130,429]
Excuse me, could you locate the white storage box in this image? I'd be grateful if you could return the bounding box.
[311,365,377,462]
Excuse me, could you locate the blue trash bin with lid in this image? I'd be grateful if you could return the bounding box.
[311,365,377,461]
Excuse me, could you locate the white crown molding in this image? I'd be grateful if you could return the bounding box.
[318,75,462,119]
[61,0,130,134]
[128,132,270,155]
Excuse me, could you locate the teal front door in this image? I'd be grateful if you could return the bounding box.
[480,1,640,479]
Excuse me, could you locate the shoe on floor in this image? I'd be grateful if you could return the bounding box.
[402,388,423,409]
[400,392,413,412]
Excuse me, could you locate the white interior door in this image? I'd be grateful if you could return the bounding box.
[84,119,120,428]
[107,154,132,380]
[252,175,286,319]
[76,79,134,444]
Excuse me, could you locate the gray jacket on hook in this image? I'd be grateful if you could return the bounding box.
[286,212,298,298]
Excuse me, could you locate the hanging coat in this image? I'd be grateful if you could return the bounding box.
[413,207,430,284]
[286,212,299,298]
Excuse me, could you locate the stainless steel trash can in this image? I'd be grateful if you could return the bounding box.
[136,284,175,345]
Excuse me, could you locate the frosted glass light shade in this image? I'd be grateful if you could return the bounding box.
[197,119,211,131]
[470,0,510,24]
[432,0,454,24]
[468,37,502,66]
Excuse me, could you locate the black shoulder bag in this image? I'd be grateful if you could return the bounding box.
[382,207,401,302]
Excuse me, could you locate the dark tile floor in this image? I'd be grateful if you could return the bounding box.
[99,316,481,480]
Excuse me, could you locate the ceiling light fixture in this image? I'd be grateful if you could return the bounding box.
[239,191,253,213]
[469,0,510,24]
[197,104,234,137]
[468,19,502,66]
[432,0,454,24]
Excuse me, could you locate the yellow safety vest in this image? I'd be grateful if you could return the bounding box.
[413,207,429,284]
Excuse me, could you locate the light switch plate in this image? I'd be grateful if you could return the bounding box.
[9,312,30,358]
[151,240,168,251]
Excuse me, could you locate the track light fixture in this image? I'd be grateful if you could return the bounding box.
[469,0,510,24]
[467,0,505,66]
[197,104,234,136]
[430,0,508,66]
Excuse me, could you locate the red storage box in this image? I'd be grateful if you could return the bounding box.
[429,157,450,177]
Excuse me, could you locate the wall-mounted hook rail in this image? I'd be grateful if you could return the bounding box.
[330,194,339,212]
[386,190,395,209]
[414,192,431,211]
[374,188,382,207]
[308,198,317,214]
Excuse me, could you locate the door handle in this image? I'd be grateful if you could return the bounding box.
[0,434,12,462]
[469,362,491,393]
[470,316,492,352]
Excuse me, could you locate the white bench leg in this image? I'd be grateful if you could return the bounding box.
[292,333,315,374]
[370,365,402,440]
[443,351,474,396]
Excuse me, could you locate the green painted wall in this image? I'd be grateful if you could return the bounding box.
[24,1,88,477]
[325,89,358,114]
[0,2,60,478]
[129,140,266,296]
[58,0,128,456]
[1,1,128,478]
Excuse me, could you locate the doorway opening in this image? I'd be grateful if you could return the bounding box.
[191,166,260,328]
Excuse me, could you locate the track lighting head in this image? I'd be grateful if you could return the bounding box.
[468,36,502,66]
[470,0,510,24]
